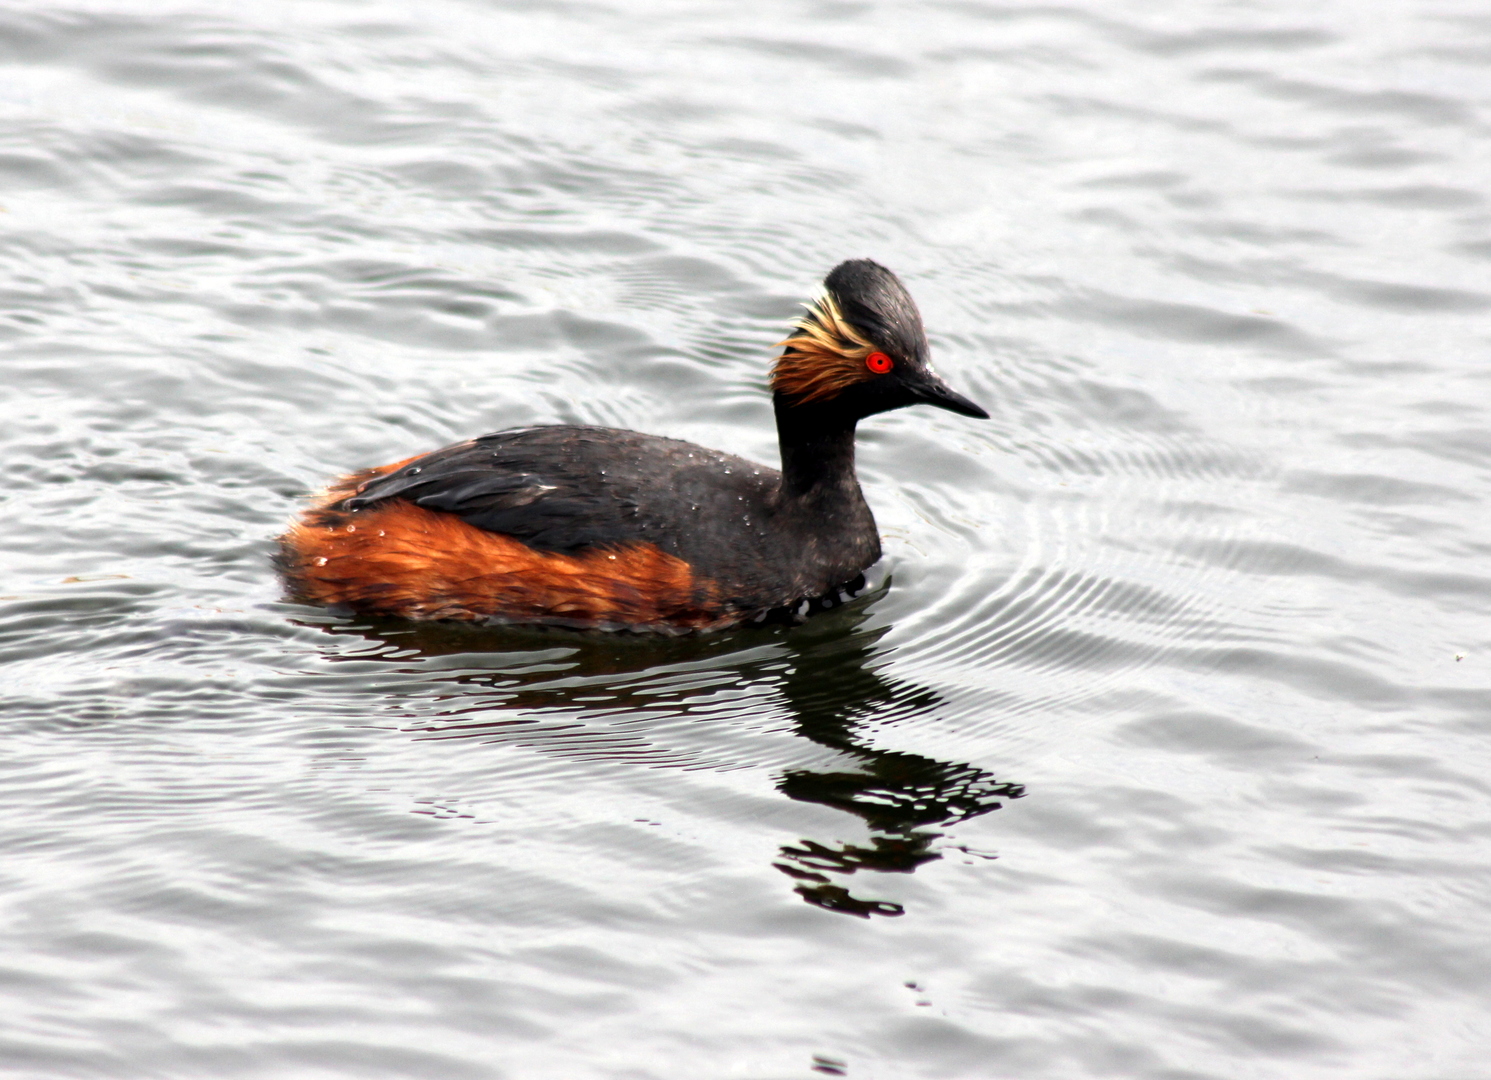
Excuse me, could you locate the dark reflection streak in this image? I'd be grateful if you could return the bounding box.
[300,593,1024,918]
[771,616,1025,917]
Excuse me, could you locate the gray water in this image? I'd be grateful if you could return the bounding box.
[2,2,1489,1077]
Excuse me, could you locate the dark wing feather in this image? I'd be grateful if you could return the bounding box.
[341,427,642,553]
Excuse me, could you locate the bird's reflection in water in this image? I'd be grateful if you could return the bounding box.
[310,591,1023,918]
[769,615,1023,917]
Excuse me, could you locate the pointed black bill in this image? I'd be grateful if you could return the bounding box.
[913,374,989,419]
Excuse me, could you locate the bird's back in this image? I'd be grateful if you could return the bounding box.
[279,425,878,629]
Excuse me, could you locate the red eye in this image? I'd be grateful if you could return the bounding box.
[865,352,894,374]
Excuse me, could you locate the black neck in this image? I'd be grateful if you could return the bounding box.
[774,394,860,499]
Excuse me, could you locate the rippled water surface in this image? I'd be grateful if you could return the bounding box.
[3,1,1491,1076]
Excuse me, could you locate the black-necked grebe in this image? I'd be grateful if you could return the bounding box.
[277,259,988,631]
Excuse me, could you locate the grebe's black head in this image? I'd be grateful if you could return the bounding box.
[772,259,989,422]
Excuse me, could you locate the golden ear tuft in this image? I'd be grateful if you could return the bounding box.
[770,293,878,405]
